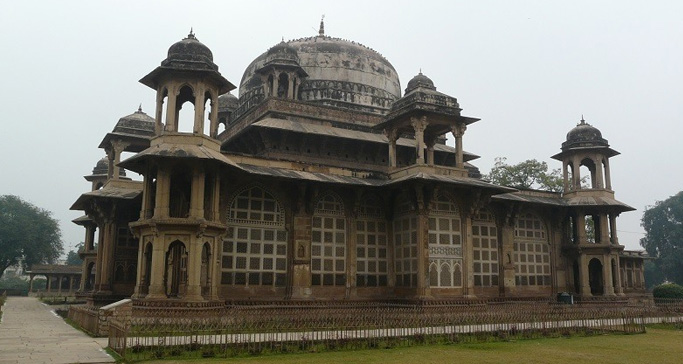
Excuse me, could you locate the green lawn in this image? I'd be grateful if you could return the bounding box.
[143,327,683,364]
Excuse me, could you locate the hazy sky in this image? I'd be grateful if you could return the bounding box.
[1,1,681,254]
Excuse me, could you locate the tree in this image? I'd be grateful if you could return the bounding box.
[485,157,564,192]
[640,192,683,285]
[652,283,683,299]
[0,195,63,280]
[65,243,84,266]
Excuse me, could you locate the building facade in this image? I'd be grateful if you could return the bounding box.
[71,25,648,307]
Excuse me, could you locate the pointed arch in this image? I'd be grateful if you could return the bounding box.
[431,192,459,214]
[175,84,196,133]
[227,184,285,226]
[315,191,345,215]
[165,240,187,297]
[223,184,287,287]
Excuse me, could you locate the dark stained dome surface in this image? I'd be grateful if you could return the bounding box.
[92,157,126,177]
[562,119,608,150]
[164,31,215,69]
[112,107,155,137]
[405,72,436,94]
[218,92,238,111]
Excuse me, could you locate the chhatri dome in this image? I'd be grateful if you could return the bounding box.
[239,19,401,114]
[562,117,609,150]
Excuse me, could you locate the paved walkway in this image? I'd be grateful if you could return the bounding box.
[0,297,113,364]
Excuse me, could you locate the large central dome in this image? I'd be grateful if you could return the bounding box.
[239,34,401,114]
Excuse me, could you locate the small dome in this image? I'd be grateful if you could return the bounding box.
[405,72,436,94]
[168,31,212,61]
[562,118,608,149]
[218,92,238,111]
[264,40,300,66]
[92,158,126,177]
[112,106,155,136]
[93,157,109,175]
[267,40,297,56]
[161,31,218,71]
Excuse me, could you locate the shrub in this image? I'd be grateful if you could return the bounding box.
[652,283,683,299]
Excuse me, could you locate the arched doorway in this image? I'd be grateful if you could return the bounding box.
[588,258,603,295]
[165,240,187,297]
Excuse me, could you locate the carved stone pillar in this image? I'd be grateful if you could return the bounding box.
[604,158,612,190]
[599,214,610,245]
[193,86,206,134]
[614,256,624,295]
[110,140,129,180]
[96,218,117,293]
[273,72,280,98]
[132,237,146,299]
[572,157,581,190]
[155,91,164,135]
[425,136,437,166]
[576,213,587,244]
[189,167,205,219]
[451,123,466,168]
[578,254,591,296]
[384,128,399,167]
[165,84,177,132]
[154,169,171,218]
[288,73,295,99]
[141,171,155,220]
[146,238,167,299]
[411,117,427,165]
[106,148,115,180]
[595,157,604,189]
[184,238,203,301]
[209,98,219,138]
[609,214,619,245]
[604,254,615,296]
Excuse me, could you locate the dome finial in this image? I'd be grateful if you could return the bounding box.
[319,15,325,36]
[188,27,195,39]
[138,103,142,112]
[580,115,586,125]
[419,68,422,75]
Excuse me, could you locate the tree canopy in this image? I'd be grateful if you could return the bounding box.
[65,242,84,266]
[485,157,564,192]
[640,191,683,285]
[0,195,63,279]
